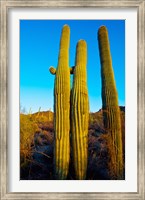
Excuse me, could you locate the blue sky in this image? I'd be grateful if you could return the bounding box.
[20,20,125,113]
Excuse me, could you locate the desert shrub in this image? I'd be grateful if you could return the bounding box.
[100,133,125,180]
[20,114,39,177]
[87,133,110,180]
[34,130,54,146]
[42,130,54,144]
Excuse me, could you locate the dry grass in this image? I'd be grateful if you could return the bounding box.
[20,111,54,179]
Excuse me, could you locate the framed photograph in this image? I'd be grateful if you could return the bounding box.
[0,0,144,199]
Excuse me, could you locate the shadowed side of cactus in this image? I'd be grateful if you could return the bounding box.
[71,40,89,180]
[98,26,123,179]
[49,25,70,179]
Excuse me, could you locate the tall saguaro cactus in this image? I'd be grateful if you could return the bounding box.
[49,25,70,179]
[71,40,89,180]
[98,26,123,179]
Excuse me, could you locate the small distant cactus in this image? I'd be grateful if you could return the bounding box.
[71,40,89,180]
[98,26,123,179]
[49,25,70,179]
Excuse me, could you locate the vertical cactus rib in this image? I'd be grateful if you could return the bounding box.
[98,26,123,179]
[71,40,89,180]
[50,24,70,179]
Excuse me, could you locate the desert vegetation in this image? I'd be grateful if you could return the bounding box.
[20,107,125,180]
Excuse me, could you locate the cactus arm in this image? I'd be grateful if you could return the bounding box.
[49,66,56,75]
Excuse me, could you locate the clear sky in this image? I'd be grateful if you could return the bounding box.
[20,20,125,113]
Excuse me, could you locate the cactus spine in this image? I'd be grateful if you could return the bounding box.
[98,26,123,179]
[71,40,89,180]
[49,25,70,179]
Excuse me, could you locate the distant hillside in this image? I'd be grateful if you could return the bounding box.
[29,106,125,122]
[32,110,54,122]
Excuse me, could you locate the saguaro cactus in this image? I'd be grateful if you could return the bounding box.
[98,26,123,179]
[71,40,89,180]
[49,25,70,179]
